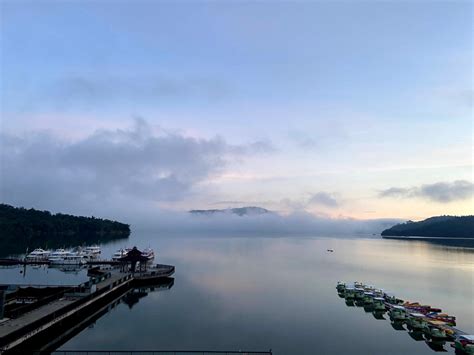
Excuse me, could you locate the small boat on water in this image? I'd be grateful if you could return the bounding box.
[426,312,456,326]
[26,248,50,261]
[142,247,155,260]
[336,282,346,292]
[83,245,101,256]
[373,297,386,311]
[344,287,356,299]
[363,292,375,304]
[48,249,70,261]
[389,305,407,320]
[49,252,86,265]
[384,292,403,305]
[425,320,455,339]
[354,288,365,300]
[407,312,428,330]
[402,302,442,314]
[112,248,131,260]
[453,335,474,354]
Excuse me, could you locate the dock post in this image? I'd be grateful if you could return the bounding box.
[0,286,6,319]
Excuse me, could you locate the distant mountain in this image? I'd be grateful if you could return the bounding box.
[189,206,271,216]
[381,215,474,239]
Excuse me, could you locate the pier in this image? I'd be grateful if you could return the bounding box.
[0,264,175,354]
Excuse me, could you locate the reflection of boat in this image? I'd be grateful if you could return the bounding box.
[425,338,448,352]
[391,319,406,331]
[345,299,355,307]
[408,330,426,341]
[372,310,386,320]
[453,335,474,354]
[26,249,50,262]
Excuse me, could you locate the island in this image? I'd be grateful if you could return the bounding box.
[189,206,271,216]
[0,204,130,256]
[381,215,474,239]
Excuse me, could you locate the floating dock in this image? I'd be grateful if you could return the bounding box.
[0,264,175,354]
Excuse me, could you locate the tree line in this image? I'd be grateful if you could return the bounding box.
[0,204,130,256]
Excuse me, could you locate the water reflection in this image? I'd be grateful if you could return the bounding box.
[3,236,472,354]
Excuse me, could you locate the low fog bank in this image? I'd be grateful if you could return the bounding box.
[125,209,402,237]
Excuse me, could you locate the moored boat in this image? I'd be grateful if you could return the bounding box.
[407,312,428,330]
[112,248,131,260]
[373,297,386,311]
[344,287,356,299]
[26,248,50,261]
[363,292,375,304]
[389,305,407,320]
[354,287,365,300]
[425,320,455,339]
[48,249,70,261]
[142,247,155,260]
[426,312,456,326]
[49,252,86,265]
[453,335,474,354]
[336,282,346,292]
[83,245,101,256]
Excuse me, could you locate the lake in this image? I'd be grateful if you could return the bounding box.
[2,234,474,354]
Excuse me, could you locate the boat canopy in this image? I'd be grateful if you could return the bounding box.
[392,305,405,310]
[409,313,426,318]
[459,335,474,341]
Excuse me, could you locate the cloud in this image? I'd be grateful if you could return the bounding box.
[379,180,473,203]
[308,192,339,208]
[49,75,232,109]
[0,118,271,212]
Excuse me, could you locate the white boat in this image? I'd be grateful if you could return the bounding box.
[48,249,70,261]
[112,248,130,260]
[142,247,155,260]
[83,245,101,256]
[49,252,86,265]
[26,248,50,261]
[454,335,474,354]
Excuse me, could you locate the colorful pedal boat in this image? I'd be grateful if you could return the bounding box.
[426,312,456,326]
[389,305,407,320]
[453,335,474,354]
[407,312,428,329]
[425,320,455,339]
[373,297,386,311]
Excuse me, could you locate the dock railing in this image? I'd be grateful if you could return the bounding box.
[47,351,273,355]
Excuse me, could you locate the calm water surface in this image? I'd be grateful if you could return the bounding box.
[3,234,474,354]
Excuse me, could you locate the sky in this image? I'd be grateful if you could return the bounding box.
[0,0,473,225]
